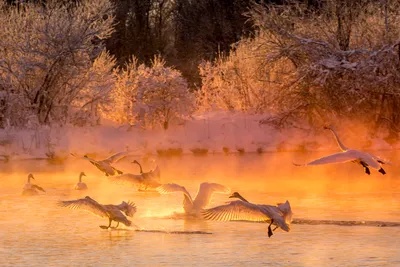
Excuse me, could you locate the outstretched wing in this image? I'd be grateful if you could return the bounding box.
[201,200,270,222]
[294,151,358,166]
[32,184,46,192]
[156,183,193,205]
[70,153,98,164]
[370,154,392,165]
[108,173,144,187]
[193,182,231,209]
[150,165,161,181]
[104,151,130,164]
[58,196,108,218]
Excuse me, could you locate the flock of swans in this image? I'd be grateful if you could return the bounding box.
[18,126,391,237]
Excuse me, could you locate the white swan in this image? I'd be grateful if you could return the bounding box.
[156,182,231,215]
[201,192,293,238]
[133,159,161,181]
[294,126,390,175]
[58,196,137,229]
[74,172,88,190]
[71,151,131,176]
[22,173,46,196]
[108,160,161,191]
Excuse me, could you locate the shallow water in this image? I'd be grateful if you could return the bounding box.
[0,152,399,266]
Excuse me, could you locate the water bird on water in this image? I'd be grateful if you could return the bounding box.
[132,159,161,181]
[22,173,46,196]
[58,196,137,229]
[156,182,231,216]
[70,151,131,176]
[201,192,292,238]
[293,126,390,175]
[74,172,88,190]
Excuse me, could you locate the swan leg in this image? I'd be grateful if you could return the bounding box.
[360,162,370,175]
[112,167,123,175]
[267,219,274,238]
[379,168,386,175]
[272,226,279,231]
[100,218,112,229]
[115,222,119,228]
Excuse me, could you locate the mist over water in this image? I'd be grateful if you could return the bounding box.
[0,152,399,266]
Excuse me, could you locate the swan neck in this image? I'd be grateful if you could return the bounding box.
[237,194,249,203]
[329,128,347,151]
[137,162,143,173]
[79,173,84,182]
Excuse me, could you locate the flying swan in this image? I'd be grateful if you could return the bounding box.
[156,182,231,215]
[74,172,88,190]
[58,196,137,229]
[22,173,46,196]
[294,126,390,175]
[201,192,293,238]
[71,151,131,176]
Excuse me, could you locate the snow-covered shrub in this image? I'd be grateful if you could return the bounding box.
[0,0,115,127]
[112,55,194,130]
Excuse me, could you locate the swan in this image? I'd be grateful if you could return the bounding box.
[58,196,137,229]
[22,173,46,196]
[156,182,231,215]
[201,192,293,238]
[294,126,390,175]
[107,160,161,191]
[74,172,88,190]
[107,171,161,191]
[71,151,131,176]
[133,159,161,181]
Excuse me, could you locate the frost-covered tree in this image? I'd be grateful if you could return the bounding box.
[72,50,117,126]
[198,0,400,139]
[112,55,194,130]
[0,0,115,127]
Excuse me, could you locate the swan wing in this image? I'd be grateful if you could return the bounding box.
[193,182,231,209]
[156,183,193,204]
[70,153,99,164]
[108,173,144,187]
[201,200,270,222]
[32,184,46,192]
[58,196,108,218]
[370,154,392,165]
[294,151,359,166]
[104,151,130,164]
[150,165,161,180]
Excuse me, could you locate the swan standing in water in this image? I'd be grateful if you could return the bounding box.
[156,182,231,216]
[22,174,46,196]
[108,160,161,191]
[58,196,137,229]
[71,151,131,176]
[202,192,292,238]
[74,172,88,190]
[294,126,390,175]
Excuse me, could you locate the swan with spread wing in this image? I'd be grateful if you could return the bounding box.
[22,173,46,196]
[294,126,390,175]
[133,159,161,181]
[107,160,161,191]
[71,151,131,176]
[201,192,292,238]
[58,196,137,229]
[156,182,231,215]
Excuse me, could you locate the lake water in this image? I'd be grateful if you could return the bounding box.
[0,152,399,266]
